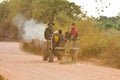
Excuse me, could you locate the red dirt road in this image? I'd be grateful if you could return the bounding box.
[0,42,120,80]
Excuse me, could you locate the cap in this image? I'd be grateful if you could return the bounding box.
[54,31,59,34]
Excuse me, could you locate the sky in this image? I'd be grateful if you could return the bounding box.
[0,0,120,17]
[69,0,120,17]
[0,0,2,2]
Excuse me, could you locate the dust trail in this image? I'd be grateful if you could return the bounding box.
[23,19,46,42]
[12,14,26,38]
[13,14,47,43]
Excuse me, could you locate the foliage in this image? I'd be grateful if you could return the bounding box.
[0,0,18,40]
[0,0,83,40]
[9,0,83,22]
[96,15,120,30]
[77,20,120,68]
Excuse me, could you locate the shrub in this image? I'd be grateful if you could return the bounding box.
[20,39,45,55]
[77,20,120,68]
[0,75,6,80]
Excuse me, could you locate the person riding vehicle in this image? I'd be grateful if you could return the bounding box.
[44,22,54,40]
[43,22,54,61]
[71,23,78,42]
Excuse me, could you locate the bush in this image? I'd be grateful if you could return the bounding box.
[99,32,120,68]
[0,75,6,80]
[77,20,120,68]
[20,39,45,55]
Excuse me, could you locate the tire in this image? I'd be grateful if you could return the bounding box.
[43,40,51,61]
[48,50,54,62]
[57,56,61,61]
[43,50,49,61]
[57,52,63,61]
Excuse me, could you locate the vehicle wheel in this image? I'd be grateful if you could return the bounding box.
[57,52,63,61]
[43,50,49,61]
[48,51,54,62]
[43,51,49,61]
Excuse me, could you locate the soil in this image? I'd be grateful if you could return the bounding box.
[0,42,120,80]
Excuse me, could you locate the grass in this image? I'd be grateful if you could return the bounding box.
[78,20,120,69]
[19,40,44,55]
[0,75,5,80]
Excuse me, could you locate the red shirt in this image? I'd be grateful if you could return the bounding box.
[71,27,78,37]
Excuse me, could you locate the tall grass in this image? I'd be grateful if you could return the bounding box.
[0,75,5,80]
[77,20,120,69]
[20,39,45,55]
[0,21,18,41]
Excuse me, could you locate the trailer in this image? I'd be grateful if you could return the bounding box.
[43,37,80,63]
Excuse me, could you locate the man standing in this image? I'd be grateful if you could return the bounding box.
[44,22,54,40]
[43,22,54,62]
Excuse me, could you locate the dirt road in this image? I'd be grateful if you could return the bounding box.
[0,42,120,80]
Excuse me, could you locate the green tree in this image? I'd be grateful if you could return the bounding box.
[0,0,85,40]
[96,15,120,30]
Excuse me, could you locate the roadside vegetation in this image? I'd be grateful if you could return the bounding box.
[0,75,6,80]
[0,0,120,69]
[77,20,120,69]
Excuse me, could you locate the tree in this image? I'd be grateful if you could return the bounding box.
[96,15,120,30]
[0,1,10,38]
[32,0,83,22]
[0,0,85,40]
